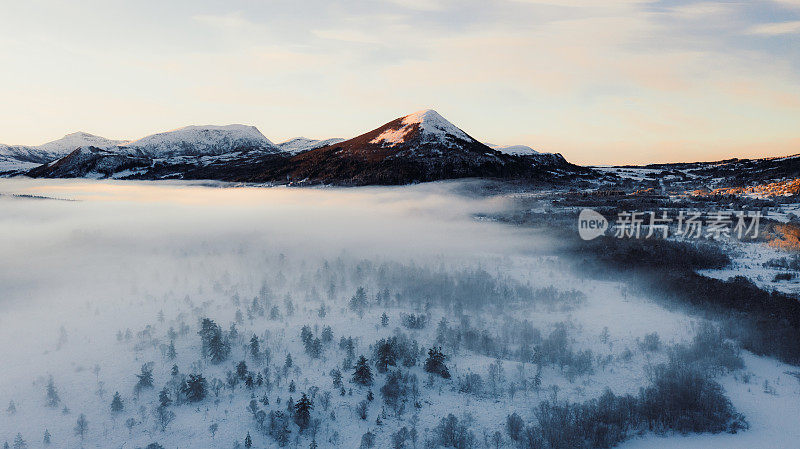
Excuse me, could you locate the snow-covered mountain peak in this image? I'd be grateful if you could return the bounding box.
[370,109,471,147]
[127,124,272,146]
[0,132,127,171]
[404,109,468,138]
[122,124,278,158]
[488,144,540,156]
[278,137,346,155]
[37,132,126,152]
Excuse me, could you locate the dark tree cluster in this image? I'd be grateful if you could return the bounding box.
[401,313,427,330]
[380,370,419,414]
[198,318,231,364]
[182,374,207,402]
[300,325,323,358]
[423,347,450,379]
[349,287,369,316]
[373,334,420,372]
[508,359,746,449]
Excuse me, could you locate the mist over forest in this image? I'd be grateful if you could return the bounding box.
[1,179,798,449]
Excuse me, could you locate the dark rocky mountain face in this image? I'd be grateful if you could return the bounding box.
[27,147,150,178]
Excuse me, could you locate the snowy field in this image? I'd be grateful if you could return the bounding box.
[0,179,798,449]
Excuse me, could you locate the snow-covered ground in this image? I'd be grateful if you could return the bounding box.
[590,166,665,181]
[621,353,800,449]
[0,179,798,448]
[699,237,800,296]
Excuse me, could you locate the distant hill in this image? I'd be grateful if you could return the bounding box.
[0,132,127,174]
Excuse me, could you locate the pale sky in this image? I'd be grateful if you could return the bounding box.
[1,0,799,164]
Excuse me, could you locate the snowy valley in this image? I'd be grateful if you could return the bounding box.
[1,179,799,449]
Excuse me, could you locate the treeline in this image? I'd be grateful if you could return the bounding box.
[423,357,745,449]
[505,359,746,449]
[557,232,800,365]
[335,260,581,313]
[436,318,594,382]
[496,323,748,449]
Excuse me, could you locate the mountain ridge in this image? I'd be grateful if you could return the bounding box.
[6,110,588,184]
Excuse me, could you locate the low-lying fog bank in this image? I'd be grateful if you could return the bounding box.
[0,179,797,449]
[0,179,537,307]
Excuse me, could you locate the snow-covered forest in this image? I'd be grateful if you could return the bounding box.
[1,179,798,449]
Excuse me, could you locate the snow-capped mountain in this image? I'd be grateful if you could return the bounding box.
[368,109,473,149]
[279,109,582,185]
[319,109,498,160]
[278,137,346,155]
[488,143,539,156]
[13,110,587,184]
[486,143,571,167]
[37,131,128,153]
[120,125,279,158]
[0,132,127,173]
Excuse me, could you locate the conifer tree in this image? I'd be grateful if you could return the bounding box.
[167,340,177,360]
[284,353,293,369]
[352,356,373,386]
[321,326,333,344]
[74,414,88,440]
[300,325,313,347]
[306,337,322,358]
[229,323,239,342]
[198,318,231,363]
[159,388,172,407]
[349,287,368,316]
[250,335,260,360]
[183,374,207,402]
[198,318,218,357]
[294,393,313,431]
[375,339,396,373]
[111,392,124,413]
[208,331,231,364]
[237,361,249,380]
[12,434,25,449]
[424,347,450,379]
[136,364,154,390]
[42,430,50,446]
[45,377,60,407]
